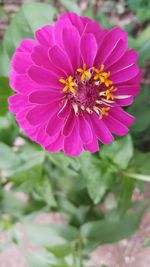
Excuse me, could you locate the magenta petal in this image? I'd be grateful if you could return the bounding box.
[104,115,129,136]
[31,45,52,69]
[29,90,61,104]
[62,27,80,71]
[35,25,54,47]
[59,13,84,34]
[11,74,42,94]
[26,103,59,126]
[64,121,82,156]
[109,49,138,74]
[58,101,71,119]
[11,52,32,74]
[46,133,63,153]
[63,109,76,136]
[46,113,64,137]
[95,27,127,67]
[83,21,103,44]
[80,33,97,67]
[91,114,114,144]
[110,107,135,127]
[28,65,61,88]
[8,94,28,113]
[78,115,93,144]
[16,39,36,53]
[49,45,73,76]
[115,85,140,97]
[115,96,134,106]
[83,134,99,153]
[53,18,72,48]
[111,65,139,84]
[104,39,127,69]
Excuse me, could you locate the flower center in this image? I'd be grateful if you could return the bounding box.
[59,64,118,119]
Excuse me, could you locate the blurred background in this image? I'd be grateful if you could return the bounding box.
[0,0,150,267]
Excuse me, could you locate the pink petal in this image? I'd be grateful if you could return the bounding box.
[109,49,138,74]
[94,27,127,67]
[11,52,32,74]
[63,109,76,136]
[28,65,61,88]
[29,90,61,104]
[16,39,36,53]
[46,113,64,136]
[64,121,82,156]
[111,65,139,84]
[8,94,28,113]
[35,25,54,47]
[78,115,93,144]
[91,113,114,144]
[80,33,97,67]
[10,74,42,94]
[31,45,52,69]
[104,39,127,69]
[26,103,59,126]
[83,134,99,153]
[103,115,129,136]
[49,45,74,76]
[110,107,135,127]
[115,96,134,106]
[62,26,80,71]
[125,70,142,85]
[37,125,58,147]
[59,13,84,34]
[58,100,71,119]
[53,18,72,48]
[46,133,64,153]
[83,21,102,44]
[115,85,140,97]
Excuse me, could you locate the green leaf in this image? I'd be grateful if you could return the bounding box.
[81,204,146,247]
[0,44,10,77]
[123,172,150,182]
[0,190,28,219]
[60,0,81,14]
[129,152,150,176]
[128,87,150,133]
[0,78,13,116]
[100,135,133,169]
[138,39,150,66]
[117,177,134,216]
[3,3,57,58]
[0,114,18,145]
[79,153,117,204]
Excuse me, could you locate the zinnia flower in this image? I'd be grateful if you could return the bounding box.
[8,12,141,156]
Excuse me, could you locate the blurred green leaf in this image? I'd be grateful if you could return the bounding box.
[60,0,81,14]
[128,87,150,134]
[79,153,117,204]
[0,77,12,116]
[2,3,57,58]
[100,135,133,169]
[0,114,18,145]
[81,204,146,247]
[128,0,150,22]
[0,190,28,219]
[0,44,10,77]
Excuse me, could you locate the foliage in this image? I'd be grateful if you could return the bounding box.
[0,0,150,266]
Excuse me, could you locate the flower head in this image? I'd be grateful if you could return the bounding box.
[8,12,141,156]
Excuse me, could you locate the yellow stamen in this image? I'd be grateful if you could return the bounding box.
[99,107,110,119]
[77,63,91,81]
[105,86,118,100]
[59,76,76,93]
[94,65,113,87]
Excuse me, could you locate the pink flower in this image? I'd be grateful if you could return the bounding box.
[8,12,141,156]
